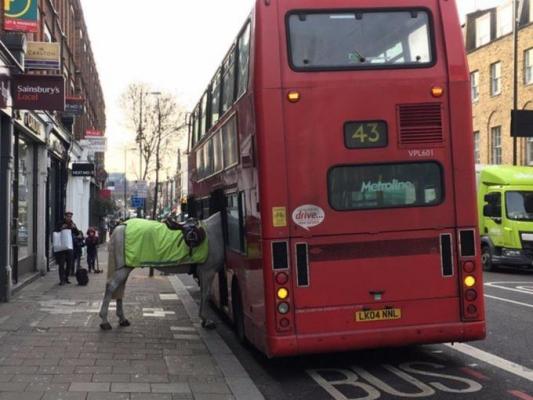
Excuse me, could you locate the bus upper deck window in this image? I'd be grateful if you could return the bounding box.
[288,9,433,70]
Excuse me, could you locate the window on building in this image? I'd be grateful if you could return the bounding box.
[237,22,251,98]
[526,48,533,85]
[498,4,513,37]
[17,138,34,260]
[491,126,502,164]
[527,139,533,165]
[476,13,491,47]
[471,71,480,101]
[190,109,198,148]
[490,62,502,96]
[474,131,480,164]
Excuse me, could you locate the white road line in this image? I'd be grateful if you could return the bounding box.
[485,294,533,309]
[444,343,533,382]
[485,282,533,296]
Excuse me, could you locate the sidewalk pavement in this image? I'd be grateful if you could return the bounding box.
[0,245,264,400]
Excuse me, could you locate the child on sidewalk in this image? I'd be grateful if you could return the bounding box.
[85,227,100,273]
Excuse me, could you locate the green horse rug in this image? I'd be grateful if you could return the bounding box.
[124,218,208,267]
[99,213,224,330]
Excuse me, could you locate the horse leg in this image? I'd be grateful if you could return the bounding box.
[116,298,130,327]
[198,268,217,329]
[99,267,131,330]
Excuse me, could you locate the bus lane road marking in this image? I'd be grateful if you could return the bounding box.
[307,361,483,400]
[444,343,533,383]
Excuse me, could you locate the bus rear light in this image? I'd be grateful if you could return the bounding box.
[463,261,475,273]
[275,272,289,285]
[465,289,477,301]
[467,304,478,314]
[278,302,290,314]
[431,86,444,97]
[277,288,289,300]
[279,318,290,328]
[464,276,476,287]
[287,91,301,103]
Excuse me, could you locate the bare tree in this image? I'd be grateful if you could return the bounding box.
[120,83,152,181]
[145,94,187,218]
[120,84,187,217]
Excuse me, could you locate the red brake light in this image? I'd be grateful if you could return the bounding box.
[275,272,289,285]
[463,261,475,273]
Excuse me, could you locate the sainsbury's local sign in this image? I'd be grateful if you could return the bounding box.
[12,74,65,111]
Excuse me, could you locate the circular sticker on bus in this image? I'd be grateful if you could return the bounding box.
[292,205,325,231]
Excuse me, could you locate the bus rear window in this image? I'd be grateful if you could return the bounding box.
[328,162,443,211]
[288,10,433,70]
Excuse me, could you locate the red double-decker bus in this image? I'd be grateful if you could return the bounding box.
[187,0,486,357]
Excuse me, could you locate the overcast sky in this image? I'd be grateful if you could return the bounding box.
[80,0,506,173]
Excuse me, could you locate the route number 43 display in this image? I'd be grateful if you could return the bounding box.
[344,121,388,149]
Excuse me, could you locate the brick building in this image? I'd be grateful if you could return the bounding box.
[0,0,106,300]
[465,0,533,166]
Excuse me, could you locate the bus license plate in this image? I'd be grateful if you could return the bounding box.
[355,308,401,322]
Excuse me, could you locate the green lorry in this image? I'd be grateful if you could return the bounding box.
[478,165,533,271]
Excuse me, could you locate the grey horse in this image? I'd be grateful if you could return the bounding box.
[99,212,224,330]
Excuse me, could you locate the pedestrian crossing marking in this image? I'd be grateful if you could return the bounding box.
[170,326,196,332]
[142,308,175,317]
[173,334,200,340]
[160,293,179,300]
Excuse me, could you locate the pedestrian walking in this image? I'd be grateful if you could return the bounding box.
[54,211,80,285]
[85,227,99,273]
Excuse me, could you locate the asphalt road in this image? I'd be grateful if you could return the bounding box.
[181,268,533,400]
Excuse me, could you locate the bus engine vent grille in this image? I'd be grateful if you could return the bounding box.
[398,103,443,145]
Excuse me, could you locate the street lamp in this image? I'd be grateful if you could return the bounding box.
[123,145,137,218]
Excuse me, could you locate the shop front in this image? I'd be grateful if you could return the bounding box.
[11,111,47,282]
[46,125,70,265]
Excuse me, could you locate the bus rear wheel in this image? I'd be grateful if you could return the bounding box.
[232,283,246,344]
[482,245,495,271]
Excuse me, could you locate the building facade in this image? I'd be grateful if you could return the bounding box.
[0,0,105,301]
[465,0,533,166]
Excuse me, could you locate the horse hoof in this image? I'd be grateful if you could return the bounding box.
[100,322,112,331]
[119,319,130,327]
[201,320,216,330]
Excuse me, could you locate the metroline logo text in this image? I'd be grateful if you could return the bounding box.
[361,180,414,193]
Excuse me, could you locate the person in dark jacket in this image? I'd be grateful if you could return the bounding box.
[85,227,99,273]
[54,211,80,285]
